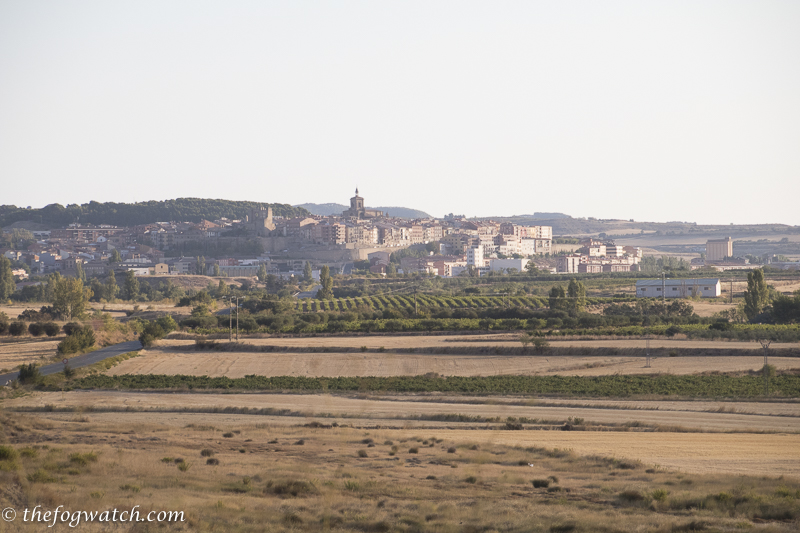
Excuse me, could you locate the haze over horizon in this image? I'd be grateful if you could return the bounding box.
[1,1,798,225]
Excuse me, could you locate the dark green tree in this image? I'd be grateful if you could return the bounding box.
[0,256,15,301]
[567,279,587,314]
[213,263,221,277]
[89,278,104,302]
[108,249,122,263]
[50,276,92,319]
[772,290,800,324]
[216,279,229,297]
[548,285,566,311]
[75,261,86,283]
[316,266,333,299]
[195,256,206,275]
[104,270,119,301]
[303,261,312,282]
[257,264,268,282]
[123,270,140,301]
[743,268,769,321]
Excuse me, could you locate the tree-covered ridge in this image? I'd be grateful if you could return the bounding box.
[0,199,311,228]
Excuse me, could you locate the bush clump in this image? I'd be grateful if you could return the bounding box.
[42,322,61,337]
[18,363,41,384]
[532,479,551,488]
[58,325,95,355]
[8,321,26,336]
[0,445,19,462]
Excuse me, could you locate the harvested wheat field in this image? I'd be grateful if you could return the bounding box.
[2,411,799,532]
[8,391,800,433]
[160,335,800,350]
[0,339,61,371]
[108,346,800,378]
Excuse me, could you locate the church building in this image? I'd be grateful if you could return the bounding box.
[342,188,383,219]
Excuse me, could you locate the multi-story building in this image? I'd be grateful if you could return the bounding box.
[706,237,733,261]
[50,225,124,244]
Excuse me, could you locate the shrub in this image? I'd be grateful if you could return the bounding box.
[156,315,178,334]
[62,322,82,336]
[177,462,190,472]
[28,322,44,336]
[618,490,644,502]
[651,489,669,501]
[200,449,215,457]
[447,447,457,454]
[532,479,550,488]
[0,445,19,461]
[222,432,234,438]
[665,325,682,336]
[20,447,37,459]
[57,325,95,355]
[465,476,477,484]
[42,322,61,337]
[8,321,26,336]
[120,484,140,492]
[139,321,166,348]
[18,363,40,384]
[409,447,419,454]
[206,458,220,465]
[357,449,368,458]
[69,452,98,466]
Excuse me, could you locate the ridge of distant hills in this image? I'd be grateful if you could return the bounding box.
[296,203,431,219]
[0,199,310,229]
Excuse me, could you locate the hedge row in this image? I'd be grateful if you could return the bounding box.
[71,373,800,398]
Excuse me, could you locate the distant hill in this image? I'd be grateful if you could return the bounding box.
[517,212,571,219]
[0,199,310,228]
[297,203,431,219]
[295,203,348,216]
[376,206,431,219]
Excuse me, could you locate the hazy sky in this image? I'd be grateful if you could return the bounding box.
[1,1,798,224]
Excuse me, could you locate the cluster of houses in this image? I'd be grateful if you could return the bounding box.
[555,238,642,273]
[1,189,558,282]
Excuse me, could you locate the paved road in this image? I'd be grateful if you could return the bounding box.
[296,285,321,299]
[0,339,142,386]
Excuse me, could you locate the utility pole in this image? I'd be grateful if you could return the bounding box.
[228,297,232,341]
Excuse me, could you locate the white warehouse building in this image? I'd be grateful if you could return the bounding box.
[636,278,721,298]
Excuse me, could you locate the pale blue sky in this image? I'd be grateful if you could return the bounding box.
[1,1,798,224]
